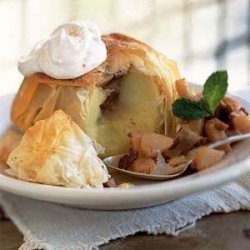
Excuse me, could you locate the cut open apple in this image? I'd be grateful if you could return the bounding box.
[84,68,165,156]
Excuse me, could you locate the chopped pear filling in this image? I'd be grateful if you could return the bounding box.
[84,68,164,157]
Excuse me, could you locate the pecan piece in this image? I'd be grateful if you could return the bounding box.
[118,149,138,170]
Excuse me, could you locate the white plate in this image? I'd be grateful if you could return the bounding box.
[0,85,250,210]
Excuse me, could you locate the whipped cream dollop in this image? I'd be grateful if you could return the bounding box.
[18,20,107,79]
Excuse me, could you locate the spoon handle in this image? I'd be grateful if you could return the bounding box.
[208,133,250,149]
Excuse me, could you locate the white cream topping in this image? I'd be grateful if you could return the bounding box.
[18,20,107,79]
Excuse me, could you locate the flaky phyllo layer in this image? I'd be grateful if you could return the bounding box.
[7,110,110,188]
[11,33,180,157]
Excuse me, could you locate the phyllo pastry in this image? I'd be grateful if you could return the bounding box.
[11,33,180,157]
[7,110,110,188]
[0,128,22,164]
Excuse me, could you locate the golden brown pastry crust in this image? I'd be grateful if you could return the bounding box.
[11,33,180,135]
[0,128,22,164]
[7,110,110,187]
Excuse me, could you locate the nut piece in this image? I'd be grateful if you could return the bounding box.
[172,128,202,155]
[230,111,250,133]
[118,149,138,170]
[192,146,225,171]
[214,119,229,131]
[223,96,239,111]
[205,118,228,142]
[205,118,230,152]
[129,158,156,174]
[129,132,173,158]
[140,133,173,158]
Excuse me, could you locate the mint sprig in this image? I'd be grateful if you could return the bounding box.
[172,71,228,120]
[172,99,210,120]
[202,71,228,114]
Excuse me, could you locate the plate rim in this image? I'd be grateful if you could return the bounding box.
[0,85,249,209]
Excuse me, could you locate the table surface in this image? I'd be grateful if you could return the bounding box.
[0,208,249,250]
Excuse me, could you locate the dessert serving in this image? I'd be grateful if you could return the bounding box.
[12,21,179,157]
[0,20,249,189]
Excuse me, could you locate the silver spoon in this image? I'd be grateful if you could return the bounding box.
[103,133,250,181]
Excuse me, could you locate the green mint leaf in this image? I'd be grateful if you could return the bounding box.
[202,71,228,114]
[172,98,210,120]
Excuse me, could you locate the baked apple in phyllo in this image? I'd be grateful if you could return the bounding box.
[12,21,180,158]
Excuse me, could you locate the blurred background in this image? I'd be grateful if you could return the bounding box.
[0,0,249,96]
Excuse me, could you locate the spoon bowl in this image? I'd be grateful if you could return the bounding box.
[103,155,188,180]
[103,133,250,181]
